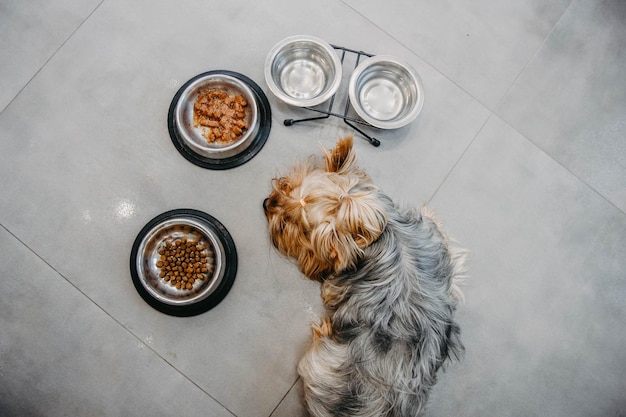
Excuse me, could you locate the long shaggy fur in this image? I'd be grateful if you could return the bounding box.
[263,137,466,417]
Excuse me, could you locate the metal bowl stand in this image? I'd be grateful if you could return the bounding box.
[283,45,381,147]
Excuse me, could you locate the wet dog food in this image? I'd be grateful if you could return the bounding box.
[193,89,248,144]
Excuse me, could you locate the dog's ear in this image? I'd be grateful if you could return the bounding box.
[323,137,357,174]
[337,189,387,248]
[310,188,387,274]
[310,220,352,275]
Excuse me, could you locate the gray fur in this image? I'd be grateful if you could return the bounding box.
[298,193,465,417]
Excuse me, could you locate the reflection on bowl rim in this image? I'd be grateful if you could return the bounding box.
[348,55,425,130]
[264,35,343,107]
[174,74,258,157]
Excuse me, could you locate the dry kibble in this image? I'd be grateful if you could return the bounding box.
[155,238,214,290]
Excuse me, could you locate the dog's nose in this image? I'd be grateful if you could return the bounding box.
[263,198,269,211]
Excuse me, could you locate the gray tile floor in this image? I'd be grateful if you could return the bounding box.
[1,0,624,416]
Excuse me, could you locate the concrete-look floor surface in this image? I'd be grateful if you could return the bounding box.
[1,0,624,416]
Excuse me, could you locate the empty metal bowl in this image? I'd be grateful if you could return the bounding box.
[349,55,424,129]
[174,74,259,159]
[264,35,342,107]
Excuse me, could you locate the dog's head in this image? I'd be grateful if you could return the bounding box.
[263,137,388,281]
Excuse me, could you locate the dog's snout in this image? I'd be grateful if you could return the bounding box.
[263,198,270,212]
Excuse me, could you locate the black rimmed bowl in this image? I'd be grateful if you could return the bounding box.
[130,209,237,316]
[168,70,272,170]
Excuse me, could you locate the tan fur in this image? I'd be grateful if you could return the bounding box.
[264,137,387,281]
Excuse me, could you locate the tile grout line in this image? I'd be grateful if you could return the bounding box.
[0,223,238,417]
[426,114,493,205]
[425,111,626,217]
[496,118,626,216]
[492,0,574,111]
[268,376,301,417]
[0,0,106,118]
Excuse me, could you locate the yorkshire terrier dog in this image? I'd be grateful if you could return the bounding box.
[263,137,466,417]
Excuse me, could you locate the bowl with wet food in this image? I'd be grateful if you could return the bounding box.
[173,74,259,159]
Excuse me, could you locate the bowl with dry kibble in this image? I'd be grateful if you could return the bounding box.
[130,209,237,316]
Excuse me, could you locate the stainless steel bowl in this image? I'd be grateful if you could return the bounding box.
[349,55,424,129]
[134,217,226,307]
[174,74,259,159]
[264,35,342,107]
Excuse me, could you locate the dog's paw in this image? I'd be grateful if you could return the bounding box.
[320,280,352,310]
[311,318,333,340]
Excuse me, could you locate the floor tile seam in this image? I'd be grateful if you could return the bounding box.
[268,376,301,417]
[493,0,574,111]
[0,222,238,417]
[427,113,493,206]
[426,110,625,217]
[0,0,106,118]
[494,114,626,216]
